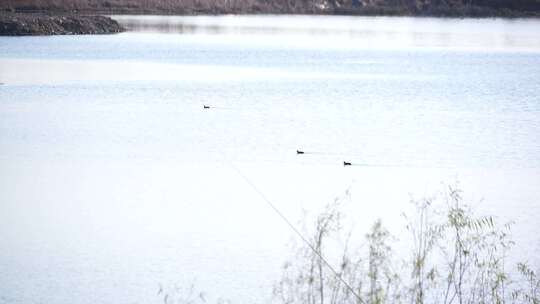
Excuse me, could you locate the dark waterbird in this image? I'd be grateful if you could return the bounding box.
[296,150,305,154]
[203,105,210,109]
[343,161,352,166]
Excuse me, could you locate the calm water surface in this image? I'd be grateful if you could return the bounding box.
[1,15,539,304]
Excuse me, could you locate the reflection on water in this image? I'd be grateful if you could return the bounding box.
[112,15,540,51]
[0,58,420,85]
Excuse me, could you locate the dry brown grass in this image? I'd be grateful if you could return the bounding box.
[0,0,325,14]
[1,0,538,17]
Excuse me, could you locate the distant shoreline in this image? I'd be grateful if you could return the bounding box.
[4,8,540,18]
[1,0,540,19]
[1,0,539,36]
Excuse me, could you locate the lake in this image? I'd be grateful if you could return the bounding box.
[1,15,539,304]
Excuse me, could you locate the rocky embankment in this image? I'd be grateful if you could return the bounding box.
[0,13,124,36]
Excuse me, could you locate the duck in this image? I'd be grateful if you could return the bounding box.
[343,161,352,166]
[296,150,305,154]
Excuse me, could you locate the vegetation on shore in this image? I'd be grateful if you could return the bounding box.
[0,12,124,35]
[155,186,539,304]
[1,0,539,18]
[274,186,540,304]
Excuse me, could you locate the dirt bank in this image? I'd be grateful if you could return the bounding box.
[0,12,124,36]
